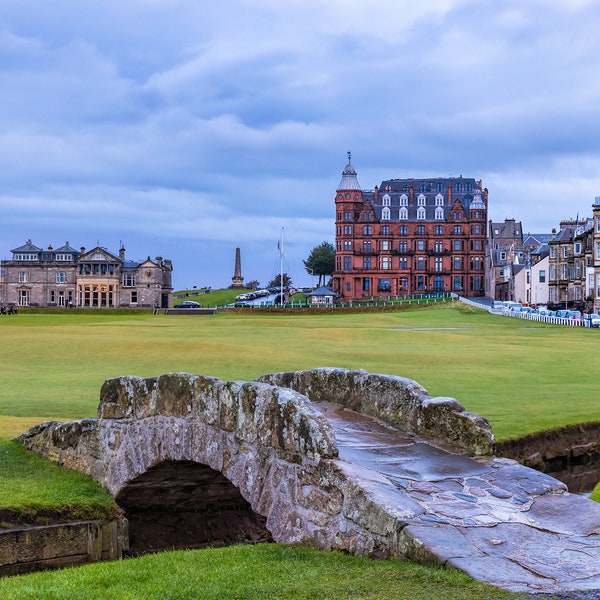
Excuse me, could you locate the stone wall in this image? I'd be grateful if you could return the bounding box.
[0,519,127,576]
[257,368,494,455]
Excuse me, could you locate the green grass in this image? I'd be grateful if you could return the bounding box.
[0,303,596,597]
[174,287,246,307]
[0,543,515,600]
[0,303,597,440]
[0,440,117,526]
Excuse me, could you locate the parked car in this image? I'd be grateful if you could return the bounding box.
[178,300,200,308]
[491,301,503,310]
[584,313,600,328]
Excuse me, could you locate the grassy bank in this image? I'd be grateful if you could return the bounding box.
[0,543,515,600]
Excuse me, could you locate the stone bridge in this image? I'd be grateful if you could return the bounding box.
[18,368,600,594]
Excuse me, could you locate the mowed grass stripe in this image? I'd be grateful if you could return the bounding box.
[0,304,597,440]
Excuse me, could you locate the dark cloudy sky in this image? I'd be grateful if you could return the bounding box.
[1,0,599,290]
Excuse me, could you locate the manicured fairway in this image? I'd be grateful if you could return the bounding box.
[0,303,597,441]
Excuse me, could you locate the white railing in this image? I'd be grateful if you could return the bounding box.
[458,297,596,327]
[489,307,588,327]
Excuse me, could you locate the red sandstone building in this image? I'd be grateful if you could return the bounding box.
[332,158,488,299]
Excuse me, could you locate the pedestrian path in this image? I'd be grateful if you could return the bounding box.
[314,400,600,594]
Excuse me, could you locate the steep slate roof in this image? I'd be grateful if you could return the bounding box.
[306,286,338,297]
[490,220,523,240]
[523,233,554,248]
[53,242,80,254]
[363,177,484,222]
[530,243,549,259]
[11,239,42,253]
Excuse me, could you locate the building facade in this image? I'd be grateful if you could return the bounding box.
[332,159,488,300]
[485,219,525,301]
[1,240,173,308]
[547,219,594,311]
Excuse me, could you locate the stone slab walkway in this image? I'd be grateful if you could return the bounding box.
[313,401,600,595]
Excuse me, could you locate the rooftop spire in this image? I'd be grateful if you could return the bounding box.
[338,152,361,191]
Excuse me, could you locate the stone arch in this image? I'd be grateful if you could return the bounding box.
[19,373,340,547]
[115,459,272,554]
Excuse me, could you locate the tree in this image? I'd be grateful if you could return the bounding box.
[266,272,293,288]
[245,280,261,290]
[304,241,335,287]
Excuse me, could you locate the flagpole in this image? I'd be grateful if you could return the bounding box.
[280,227,284,304]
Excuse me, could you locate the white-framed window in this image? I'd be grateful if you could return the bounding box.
[435,207,444,220]
[123,274,136,287]
[499,252,506,261]
[381,207,390,220]
[550,246,555,258]
[435,194,444,206]
[399,194,408,206]
[381,256,391,270]
[381,240,391,251]
[563,246,568,258]
[399,207,408,220]
[550,264,556,280]
[14,253,38,261]
[56,271,67,283]
[382,194,391,207]
[417,207,425,220]
[597,242,600,260]
[417,194,426,206]
[19,289,30,306]
[18,271,28,283]
[55,253,73,261]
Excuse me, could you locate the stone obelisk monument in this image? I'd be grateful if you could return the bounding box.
[230,247,244,289]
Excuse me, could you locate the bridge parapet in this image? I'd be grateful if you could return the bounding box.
[257,368,494,456]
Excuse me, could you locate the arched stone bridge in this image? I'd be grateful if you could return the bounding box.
[18,368,600,594]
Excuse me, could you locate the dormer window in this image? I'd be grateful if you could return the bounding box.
[417,206,425,220]
[399,207,408,220]
[435,194,444,206]
[382,194,391,207]
[435,207,444,220]
[381,207,390,220]
[399,194,408,207]
[417,194,426,206]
